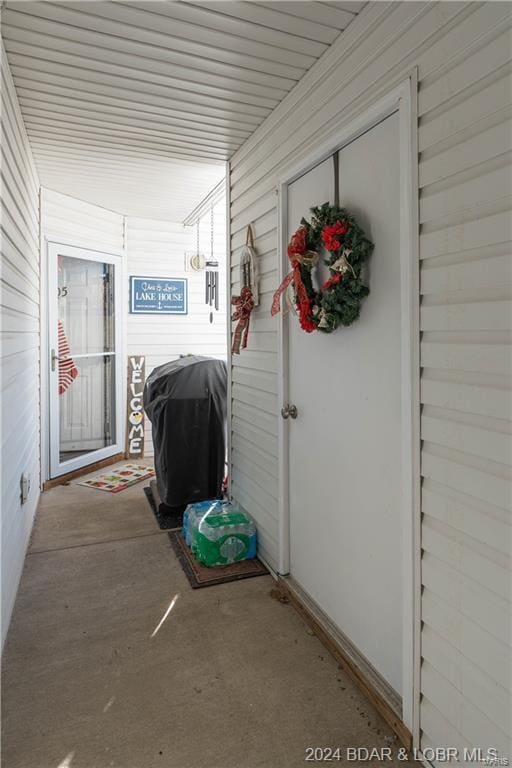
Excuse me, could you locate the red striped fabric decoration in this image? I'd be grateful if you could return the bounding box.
[58,320,78,395]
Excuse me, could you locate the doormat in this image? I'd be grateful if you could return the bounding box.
[77,464,154,493]
[144,485,184,530]
[168,529,268,589]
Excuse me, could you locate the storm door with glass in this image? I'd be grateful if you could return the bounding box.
[48,243,123,478]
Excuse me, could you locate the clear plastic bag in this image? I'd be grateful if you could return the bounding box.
[182,499,225,547]
[183,500,257,567]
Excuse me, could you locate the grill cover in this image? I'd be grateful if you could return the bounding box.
[143,356,227,509]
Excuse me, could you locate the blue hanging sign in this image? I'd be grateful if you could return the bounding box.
[130,276,187,315]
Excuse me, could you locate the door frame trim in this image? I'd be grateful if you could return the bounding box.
[224,164,233,498]
[42,240,127,480]
[275,75,420,737]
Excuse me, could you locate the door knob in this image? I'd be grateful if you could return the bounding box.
[281,404,298,419]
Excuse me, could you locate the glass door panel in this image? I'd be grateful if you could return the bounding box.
[58,355,116,462]
[48,244,122,478]
[58,255,115,354]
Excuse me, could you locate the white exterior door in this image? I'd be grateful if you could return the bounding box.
[287,113,404,697]
[48,242,123,478]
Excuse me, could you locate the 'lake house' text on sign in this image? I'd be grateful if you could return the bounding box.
[130,276,187,314]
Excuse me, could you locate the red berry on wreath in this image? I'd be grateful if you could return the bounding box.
[321,220,350,251]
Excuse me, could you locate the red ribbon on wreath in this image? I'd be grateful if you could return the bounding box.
[231,286,254,354]
[271,226,318,332]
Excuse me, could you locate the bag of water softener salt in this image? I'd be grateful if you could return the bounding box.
[190,502,257,567]
[182,500,225,547]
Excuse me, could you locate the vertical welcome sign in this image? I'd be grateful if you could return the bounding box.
[126,356,145,458]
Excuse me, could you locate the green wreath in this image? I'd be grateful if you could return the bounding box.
[271,202,374,333]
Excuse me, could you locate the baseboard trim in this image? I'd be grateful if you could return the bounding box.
[43,453,125,490]
[277,576,412,750]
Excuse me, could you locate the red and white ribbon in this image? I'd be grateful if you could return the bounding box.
[231,287,254,355]
[58,320,78,395]
[271,248,318,319]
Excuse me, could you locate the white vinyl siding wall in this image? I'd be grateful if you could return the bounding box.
[41,187,125,254]
[228,0,511,756]
[0,44,40,646]
[126,202,227,456]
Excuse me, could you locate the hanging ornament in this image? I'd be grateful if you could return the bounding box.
[231,287,254,354]
[205,205,219,322]
[190,219,205,271]
[190,253,205,270]
[239,224,259,306]
[230,223,259,353]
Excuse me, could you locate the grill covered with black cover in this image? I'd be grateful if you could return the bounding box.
[143,356,227,510]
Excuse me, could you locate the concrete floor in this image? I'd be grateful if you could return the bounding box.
[2,462,401,768]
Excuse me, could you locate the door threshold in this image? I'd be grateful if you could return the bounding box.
[276,576,412,750]
[43,452,125,490]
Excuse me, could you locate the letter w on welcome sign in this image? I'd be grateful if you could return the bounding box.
[126,356,145,458]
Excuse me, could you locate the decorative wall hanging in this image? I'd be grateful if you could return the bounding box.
[271,202,373,333]
[130,276,187,314]
[239,224,259,306]
[126,356,145,458]
[231,223,259,354]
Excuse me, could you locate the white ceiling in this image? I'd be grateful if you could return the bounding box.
[1,1,364,220]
